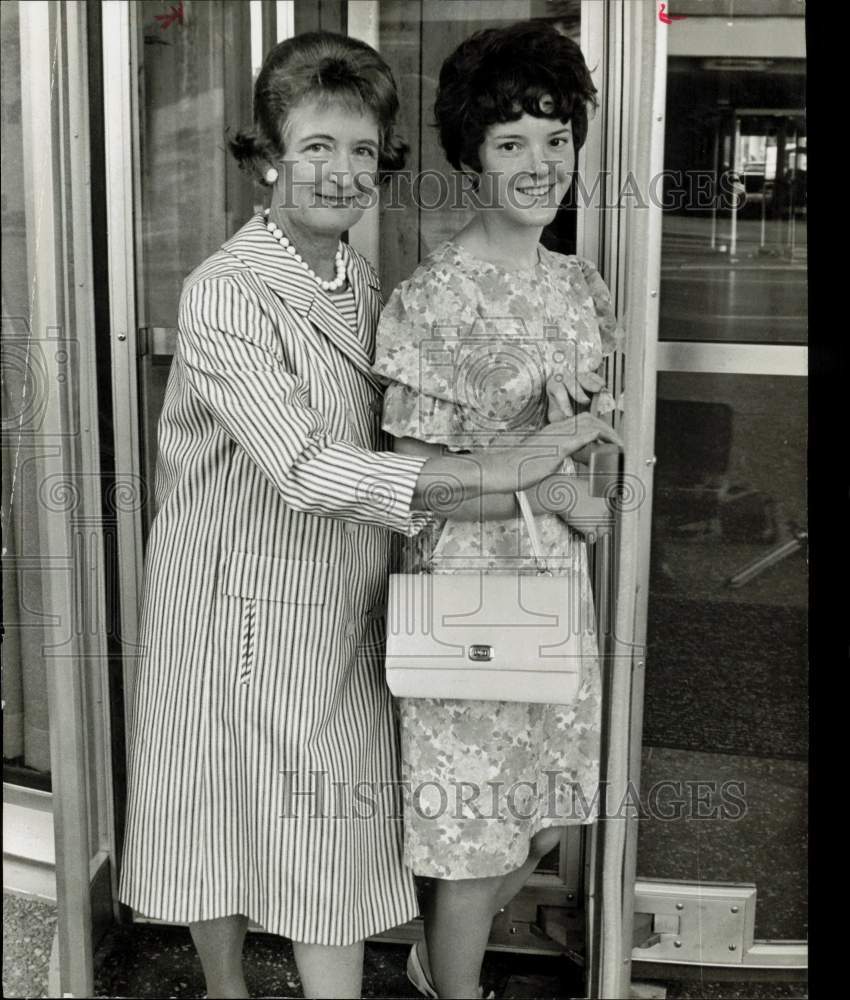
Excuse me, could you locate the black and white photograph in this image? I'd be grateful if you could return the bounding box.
[2,1,808,997]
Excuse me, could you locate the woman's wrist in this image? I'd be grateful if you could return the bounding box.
[412,442,574,509]
[412,453,485,508]
[526,474,574,516]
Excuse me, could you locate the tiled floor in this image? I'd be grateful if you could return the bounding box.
[3,893,807,999]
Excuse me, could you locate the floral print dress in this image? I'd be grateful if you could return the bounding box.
[373,240,623,880]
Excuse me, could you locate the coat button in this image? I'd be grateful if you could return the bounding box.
[344,522,357,535]
[344,620,358,637]
[369,397,383,415]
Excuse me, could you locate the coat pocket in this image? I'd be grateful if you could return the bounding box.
[220,550,331,606]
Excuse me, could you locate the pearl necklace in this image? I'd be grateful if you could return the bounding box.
[264,210,347,292]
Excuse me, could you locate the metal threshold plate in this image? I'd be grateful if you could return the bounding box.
[633,879,757,965]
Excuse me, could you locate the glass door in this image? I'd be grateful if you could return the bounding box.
[632,0,808,976]
[109,0,604,963]
[133,0,256,535]
[132,1,345,535]
[100,1,258,946]
[103,5,681,998]
[89,0,808,994]
[2,0,53,795]
[3,3,117,996]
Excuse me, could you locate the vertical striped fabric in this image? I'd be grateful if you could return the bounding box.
[118,213,428,944]
[326,285,359,337]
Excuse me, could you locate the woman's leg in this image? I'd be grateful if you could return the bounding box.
[417,828,565,992]
[493,826,563,912]
[189,915,250,999]
[424,874,503,999]
[292,940,364,1000]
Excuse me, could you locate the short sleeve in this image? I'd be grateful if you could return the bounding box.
[381,382,487,451]
[373,279,462,403]
[374,275,494,449]
[577,257,624,356]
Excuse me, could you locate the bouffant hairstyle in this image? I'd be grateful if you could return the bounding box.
[228,31,408,185]
[434,20,598,173]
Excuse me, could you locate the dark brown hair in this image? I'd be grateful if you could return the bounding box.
[434,20,598,173]
[228,31,408,185]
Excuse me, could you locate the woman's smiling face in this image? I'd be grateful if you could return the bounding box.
[273,97,380,237]
[474,109,576,229]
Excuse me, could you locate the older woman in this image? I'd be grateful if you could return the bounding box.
[117,31,612,1000]
[373,21,623,1000]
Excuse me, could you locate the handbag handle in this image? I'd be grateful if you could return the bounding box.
[517,389,607,575]
[515,490,552,576]
[418,491,550,576]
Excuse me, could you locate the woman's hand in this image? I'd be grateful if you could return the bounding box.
[532,472,615,539]
[405,410,622,507]
[473,415,622,495]
[546,375,572,423]
[544,374,621,471]
[525,412,622,457]
[568,443,596,466]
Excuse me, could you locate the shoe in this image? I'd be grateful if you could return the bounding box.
[405,941,495,999]
[406,942,438,999]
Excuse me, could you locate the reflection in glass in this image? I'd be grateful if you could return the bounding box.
[136,0,255,328]
[639,373,808,940]
[135,1,257,534]
[1,0,51,786]
[660,43,806,343]
[646,8,809,941]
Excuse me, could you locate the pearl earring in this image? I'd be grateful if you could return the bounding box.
[264,167,279,185]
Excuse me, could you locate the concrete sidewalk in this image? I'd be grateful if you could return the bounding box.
[4,893,808,999]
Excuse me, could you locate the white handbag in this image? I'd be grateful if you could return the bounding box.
[385,492,585,704]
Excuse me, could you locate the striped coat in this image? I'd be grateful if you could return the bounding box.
[118,212,429,944]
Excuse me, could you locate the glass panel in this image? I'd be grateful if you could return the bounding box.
[660,3,806,343]
[1,0,51,788]
[135,0,256,330]
[639,372,808,940]
[378,0,582,294]
[645,4,809,941]
[134,0,257,535]
[375,0,585,909]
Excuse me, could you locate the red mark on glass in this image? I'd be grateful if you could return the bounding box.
[155,2,185,30]
[658,3,687,23]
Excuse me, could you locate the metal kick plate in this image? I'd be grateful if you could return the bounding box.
[632,879,757,965]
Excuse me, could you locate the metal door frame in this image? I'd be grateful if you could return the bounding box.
[10,3,116,996]
[594,3,808,995]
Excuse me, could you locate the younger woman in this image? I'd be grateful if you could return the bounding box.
[373,21,623,999]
